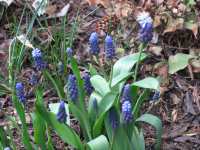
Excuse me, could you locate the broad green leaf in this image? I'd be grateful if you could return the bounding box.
[87,135,109,150]
[90,75,110,96]
[136,114,162,150]
[89,64,98,76]
[111,72,134,88]
[104,113,131,150]
[12,95,32,150]
[69,102,92,140]
[168,53,194,74]
[132,77,160,90]
[93,92,117,137]
[112,53,147,78]
[31,112,46,149]
[133,89,150,119]
[131,126,145,150]
[88,92,102,124]
[49,103,70,125]
[35,100,83,149]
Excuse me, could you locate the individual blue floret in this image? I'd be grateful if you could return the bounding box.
[121,84,131,103]
[66,47,73,58]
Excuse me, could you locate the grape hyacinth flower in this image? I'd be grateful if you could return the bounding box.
[105,35,115,59]
[89,32,100,55]
[122,100,133,123]
[67,74,78,102]
[82,72,93,95]
[121,84,131,103]
[16,82,26,104]
[66,47,73,58]
[138,23,153,43]
[56,100,67,123]
[136,11,153,43]
[32,48,46,71]
[4,147,11,150]
[109,107,119,129]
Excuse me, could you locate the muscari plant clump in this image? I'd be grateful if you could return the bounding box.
[2,11,162,150]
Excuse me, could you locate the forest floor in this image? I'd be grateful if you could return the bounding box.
[0,0,200,150]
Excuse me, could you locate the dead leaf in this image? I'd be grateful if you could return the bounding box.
[16,35,34,49]
[86,0,110,8]
[149,46,162,56]
[184,21,198,38]
[184,91,196,115]
[172,109,178,122]
[114,1,133,17]
[171,93,181,105]
[164,18,184,33]
[45,4,57,16]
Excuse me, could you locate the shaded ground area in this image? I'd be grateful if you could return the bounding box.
[0,0,200,149]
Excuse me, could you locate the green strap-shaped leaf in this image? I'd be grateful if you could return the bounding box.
[112,53,147,79]
[87,135,109,150]
[111,72,134,88]
[132,77,160,90]
[136,114,162,150]
[93,92,117,137]
[35,100,83,150]
[90,75,110,96]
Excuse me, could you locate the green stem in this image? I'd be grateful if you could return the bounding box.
[109,61,113,88]
[133,43,146,82]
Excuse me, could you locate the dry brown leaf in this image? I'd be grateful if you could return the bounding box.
[149,46,162,56]
[164,18,184,33]
[171,93,181,105]
[86,0,110,8]
[172,109,178,122]
[114,1,133,17]
[45,4,57,16]
[184,22,198,38]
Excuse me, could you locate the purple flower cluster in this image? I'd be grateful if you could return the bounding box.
[32,48,46,71]
[56,100,67,123]
[109,107,119,129]
[122,100,133,123]
[121,84,133,123]
[89,32,100,55]
[105,35,115,59]
[121,84,131,103]
[82,72,93,95]
[16,82,26,104]
[137,12,153,43]
[66,47,73,58]
[67,74,78,102]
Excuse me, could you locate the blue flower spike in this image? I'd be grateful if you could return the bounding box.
[109,107,119,129]
[56,100,67,123]
[122,100,133,123]
[32,48,46,71]
[16,82,26,104]
[66,47,73,58]
[89,32,100,55]
[121,84,131,103]
[136,11,153,43]
[67,74,78,102]
[82,72,93,95]
[105,35,115,60]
